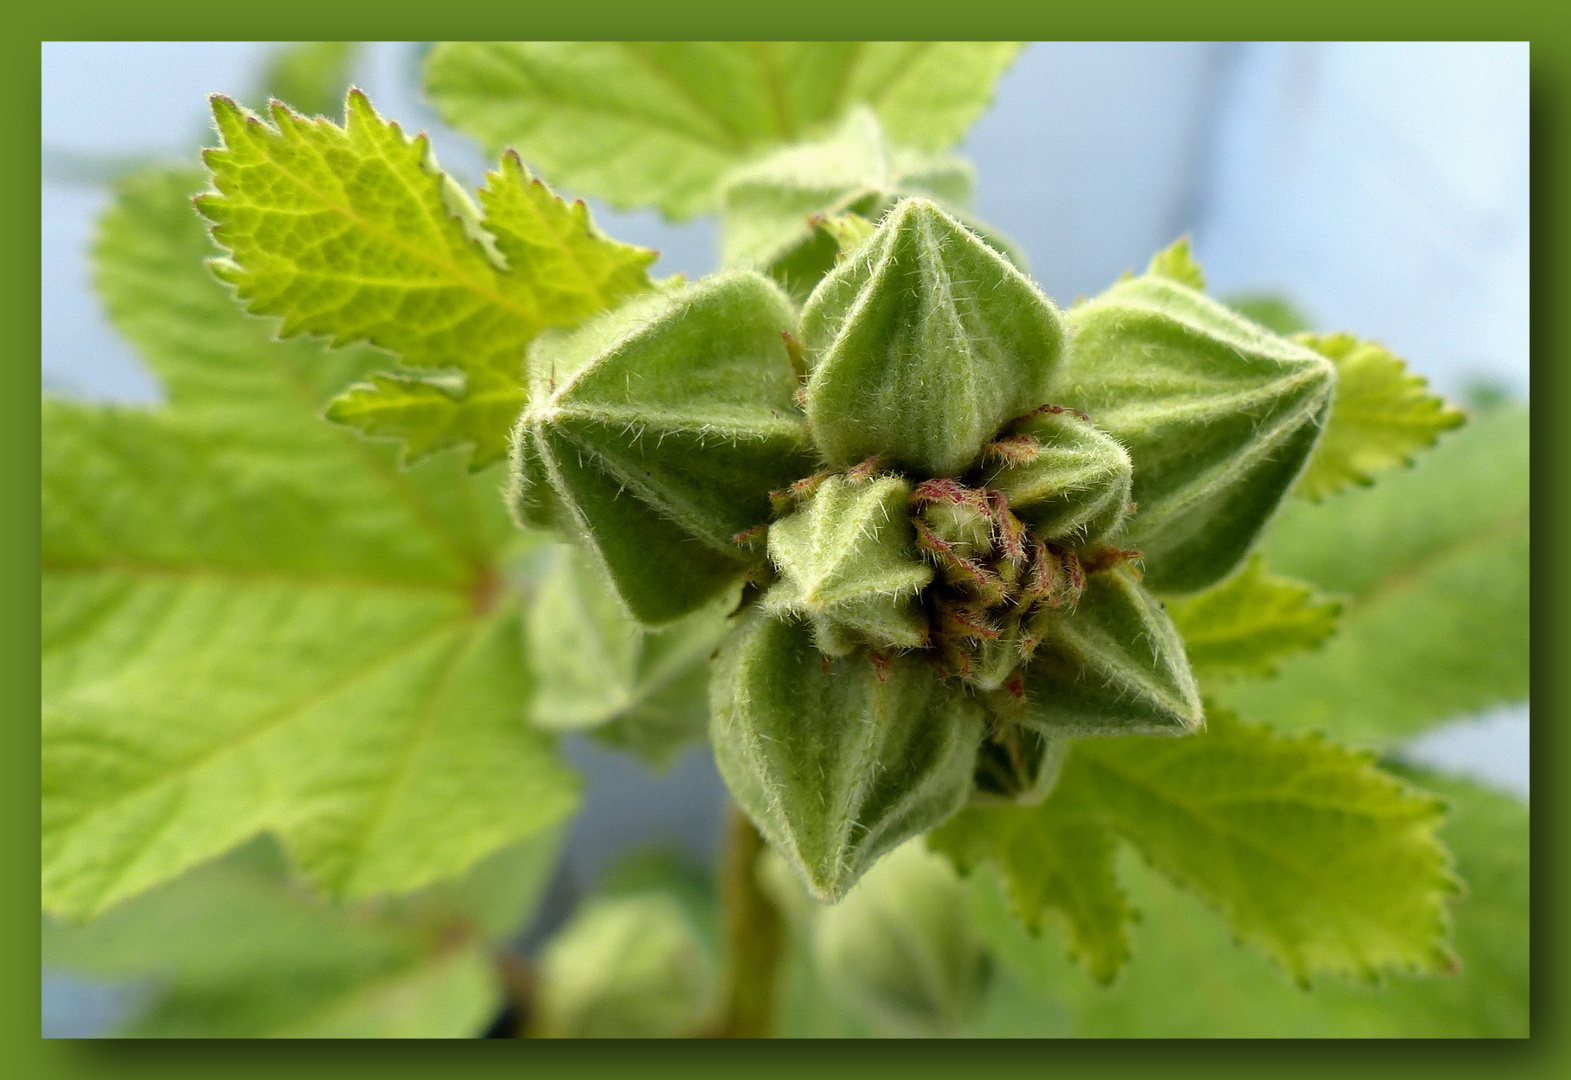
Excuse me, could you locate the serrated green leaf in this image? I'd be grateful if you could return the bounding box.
[1069,713,1459,984]
[1059,272,1335,593]
[43,168,579,919]
[1165,555,1342,683]
[1220,405,1528,742]
[258,42,360,120]
[1293,333,1468,501]
[42,849,509,1038]
[1145,235,1205,290]
[710,608,986,901]
[930,786,1134,985]
[968,768,1524,1037]
[424,42,1022,220]
[941,713,1459,988]
[802,198,1065,477]
[197,92,654,467]
[527,544,732,769]
[515,272,816,626]
[719,107,977,297]
[1021,567,1203,737]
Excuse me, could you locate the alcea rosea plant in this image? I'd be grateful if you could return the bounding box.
[47,42,1507,1038]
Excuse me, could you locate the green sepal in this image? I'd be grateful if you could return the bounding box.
[710,608,986,901]
[971,723,1071,806]
[976,407,1133,545]
[534,893,716,1038]
[719,107,976,298]
[802,198,1065,478]
[1059,272,1334,592]
[512,272,818,625]
[1021,567,1203,736]
[763,473,934,655]
[527,545,732,768]
[810,839,990,1036]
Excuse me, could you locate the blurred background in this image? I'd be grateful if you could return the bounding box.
[41,40,1530,1036]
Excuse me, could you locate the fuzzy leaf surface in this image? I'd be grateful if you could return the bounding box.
[43,169,578,919]
[803,198,1064,477]
[1165,555,1342,684]
[527,544,732,768]
[969,769,1523,1036]
[1221,404,1528,741]
[1293,333,1467,501]
[197,93,653,466]
[1021,568,1203,737]
[937,714,1458,986]
[515,273,816,625]
[710,609,986,901]
[1059,273,1334,593]
[425,41,1021,219]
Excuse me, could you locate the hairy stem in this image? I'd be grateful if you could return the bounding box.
[716,805,786,1037]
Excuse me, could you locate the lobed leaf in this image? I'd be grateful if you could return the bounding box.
[1220,405,1528,742]
[710,609,986,901]
[424,41,1022,220]
[936,714,1459,987]
[1164,555,1342,684]
[1058,272,1335,593]
[802,198,1065,478]
[968,769,1524,1036]
[43,169,578,919]
[513,273,817,626]
[1293,332,1467,501]
[197,91,653,467]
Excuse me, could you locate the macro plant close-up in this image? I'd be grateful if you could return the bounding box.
[41,41,1529,1039]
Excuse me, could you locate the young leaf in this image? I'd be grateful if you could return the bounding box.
[43,169,579,920]
[1021,567,1203,737]
[197,92,654,467]
[1059,272,1335,593]
[1068,712,1460,984]
[1164,555,1342,683]
[527,544,733,768]
[930,788,1134,985]
[514,273,817,626]
[968,769,1524,1037]
[802,198,1065,477]
[710,609,986,901]
[719,107,976,297]
[1293,333,1467,501]
[424,42,1022,219]
[1145,235,1205,291]
[1220,405,1528,742]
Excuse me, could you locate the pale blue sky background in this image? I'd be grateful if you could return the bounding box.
[41,40,1531,1035]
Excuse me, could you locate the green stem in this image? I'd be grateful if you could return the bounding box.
[717,805,786,1038]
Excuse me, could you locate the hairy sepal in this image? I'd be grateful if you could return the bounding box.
[802,198,1065,478]
[710,609,986,901]
[763,473,934,655]
[1059,274,1334,593]
[978,408,1133,545]
[513,273,817,625]
[1021,567,1203,736]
